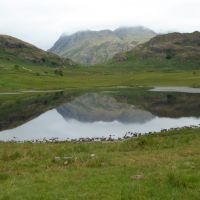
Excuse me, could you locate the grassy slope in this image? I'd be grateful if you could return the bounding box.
[0,128,200,199]
[0,35,75,68]
[103,31,200,71]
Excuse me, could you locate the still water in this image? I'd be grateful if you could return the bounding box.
[0,93,200,141]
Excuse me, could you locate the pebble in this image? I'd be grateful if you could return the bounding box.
[54,156,61,162]
[130,175,145,180]
[64,161,69,166]
[90,154,95,158]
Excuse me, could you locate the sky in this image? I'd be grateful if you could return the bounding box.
[0,0,199,50]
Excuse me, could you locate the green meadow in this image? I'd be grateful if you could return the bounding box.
[0,128,200,200]
[1,60,200,92]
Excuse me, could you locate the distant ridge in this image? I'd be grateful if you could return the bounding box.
[109,31,200,70]
[49,26,156,65]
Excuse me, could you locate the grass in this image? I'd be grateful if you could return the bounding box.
[105,53,200,71]
[0,128,200,199]
[1,56,200,92]
[0,66,200,91]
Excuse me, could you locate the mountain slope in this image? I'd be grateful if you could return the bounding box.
[0,35,75,67]
[49,27,156,65]
[109,31,200,70]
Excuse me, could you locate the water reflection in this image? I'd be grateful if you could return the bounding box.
[57,93,154,123]
[0,109,200,141]
[0,93,200,142]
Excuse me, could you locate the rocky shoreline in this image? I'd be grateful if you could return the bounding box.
[1,124,199,143]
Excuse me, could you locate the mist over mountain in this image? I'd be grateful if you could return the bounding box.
[49,26,156,65]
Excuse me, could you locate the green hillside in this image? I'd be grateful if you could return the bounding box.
[0,35,75,67]
[106,31,200,70]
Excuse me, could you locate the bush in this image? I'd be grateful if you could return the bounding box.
[59,70,63,76]
[54,69,59,74]
[41,57,46,63]
[54,68,64,76]
[165,49,175,59]
[51,61,57,66]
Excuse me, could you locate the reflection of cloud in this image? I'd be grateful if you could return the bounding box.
[1,109,200,141]
[57,93,154,123]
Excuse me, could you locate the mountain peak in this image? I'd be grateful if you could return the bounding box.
[49,26,156,65]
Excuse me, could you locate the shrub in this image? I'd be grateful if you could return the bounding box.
[41,57,46,63]
[165,49,175,59]
[59,70,63,76]
[54,68,64,76]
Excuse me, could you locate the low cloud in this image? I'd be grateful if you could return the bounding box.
[0,0,199,49]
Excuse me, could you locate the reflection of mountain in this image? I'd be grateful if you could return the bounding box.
[57,93,154,123]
